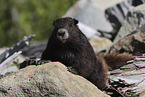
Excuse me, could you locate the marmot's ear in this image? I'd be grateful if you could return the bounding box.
[73,18,78,25]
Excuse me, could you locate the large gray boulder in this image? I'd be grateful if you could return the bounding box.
[64,0,145,40]
[65,0,123,31]
[65,0,122,38]
[0,62,109,97]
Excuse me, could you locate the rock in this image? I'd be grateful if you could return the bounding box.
[0,62,109,97]
[106,27,145,55]
[22,42,47,58]
[0,65,18,76]
[114,4,145,42]
[104,0,133,40]
[64,0,114,35]
[90,0,124,10]
[102,0,145,40]
[65,0,144,40]
[108,57,145,97]
[0,35,34,75]
[77,22,99,39]
[0,35,35,64]
[89,37,112,52]
[140,91,145,97]
[0,51,25,75]
[0,48,6,54]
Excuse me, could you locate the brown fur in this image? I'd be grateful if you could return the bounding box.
[104,52,133,70]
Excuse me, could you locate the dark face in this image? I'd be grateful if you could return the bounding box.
[53,17,79,43]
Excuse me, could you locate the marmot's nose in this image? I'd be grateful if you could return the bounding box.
[57,28,69,41]
[58,31,65,37]
[57,28,68,37]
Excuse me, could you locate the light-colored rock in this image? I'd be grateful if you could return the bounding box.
[89,37,112,52]
[109,59,145,97]
[106,28,145,55]
[140,91,145,97]
[0,48,26,75]
[65,0,113,33]
[90,0,123,10]
[0,62,109,97]
[78,22,99,39]
[114,4,145,42]
[0,51,25,75]
[0,48,6,54]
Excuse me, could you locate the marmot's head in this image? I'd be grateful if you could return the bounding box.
[53,17,79,43]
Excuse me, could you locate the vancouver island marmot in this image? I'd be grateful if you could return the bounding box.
[41,17,133,90]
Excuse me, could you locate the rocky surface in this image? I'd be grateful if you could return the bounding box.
[106,27,145,55]
[64,0,113,36]
[89,37,112,52]
[0,62,109,97]
[0,48,25,75]
[104,0,133,40]
[101,0,145,40]
[77,22,99,39]
[108,57,145,97]
[99,3,145,97]
[0,54,25,75]
[114,4,145,42]
[65,0,145,40]
[105,4,145,54]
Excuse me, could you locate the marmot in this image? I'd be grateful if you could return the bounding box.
[41,17,133,90]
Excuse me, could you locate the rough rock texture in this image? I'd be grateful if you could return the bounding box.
[89,37,112,52]
[114,4,145,42]
[109,57,145,97]
[0,62,109,97]
[100,0,145,40]
[106,27,145,55]
[101,3,145,96]
[65,0,145,40]
[104,0,133,40]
